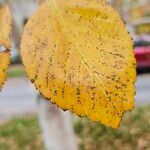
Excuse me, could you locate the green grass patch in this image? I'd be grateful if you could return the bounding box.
[0,116,44,150]
[74,105,150,150]
[8,65,25,78]
[0,106,150,150]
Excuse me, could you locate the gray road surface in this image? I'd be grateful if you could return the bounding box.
[0,74,150,122]
[0,78,37,122]
[135,74,150,106]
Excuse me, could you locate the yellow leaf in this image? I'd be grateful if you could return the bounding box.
[0,51,10,89]
[0,5,12,49]
[21,1,136,128]
[0,5,12,89]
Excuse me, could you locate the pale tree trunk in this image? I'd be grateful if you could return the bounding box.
[37,95,78,150]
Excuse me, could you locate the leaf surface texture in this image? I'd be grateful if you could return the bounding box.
[21,1,136,128]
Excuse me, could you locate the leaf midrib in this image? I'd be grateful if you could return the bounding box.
[48,0,109,99]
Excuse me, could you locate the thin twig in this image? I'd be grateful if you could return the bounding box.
[39,0,45,5]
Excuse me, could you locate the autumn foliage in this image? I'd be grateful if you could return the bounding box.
[0,5,12,89]
[0,0,136,128]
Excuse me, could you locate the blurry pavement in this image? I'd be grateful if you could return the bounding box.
[0,78,37,123]
[0,74,150,122]
[135,74,150,106]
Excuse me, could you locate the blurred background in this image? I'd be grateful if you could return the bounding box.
[0,0,150,150]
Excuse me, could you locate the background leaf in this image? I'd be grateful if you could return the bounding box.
[0,5,12,89]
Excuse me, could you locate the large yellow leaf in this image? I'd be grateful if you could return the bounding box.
[21,1,136,128]
[0,5,12,89]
